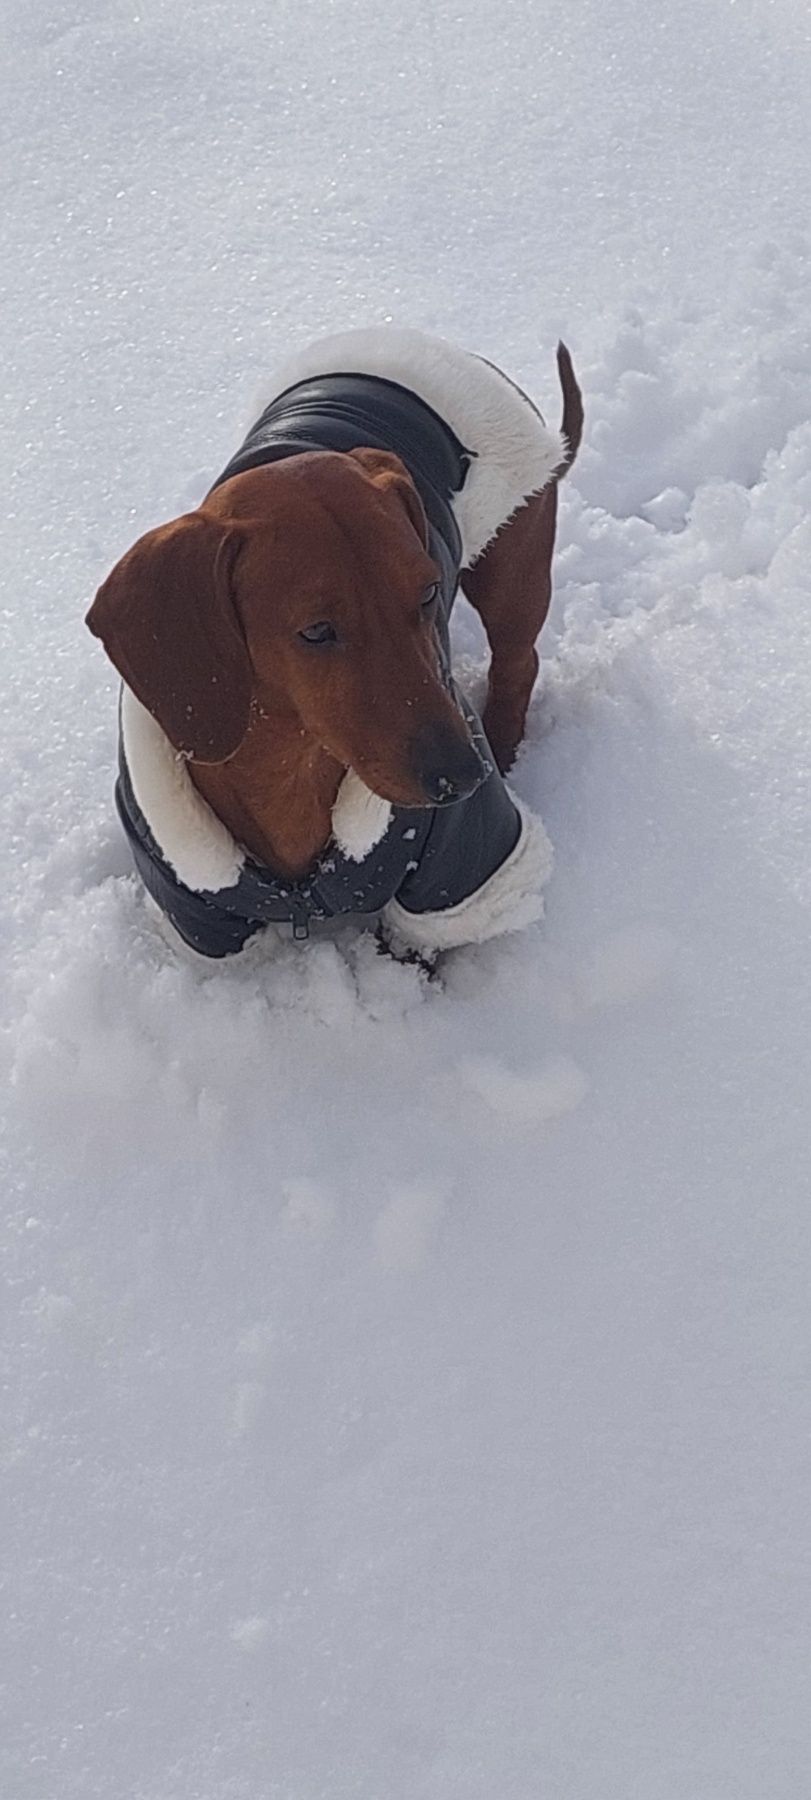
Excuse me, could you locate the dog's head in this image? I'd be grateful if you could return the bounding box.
[87,448,485,808]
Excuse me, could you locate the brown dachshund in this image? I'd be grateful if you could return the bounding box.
[87,327,582,958]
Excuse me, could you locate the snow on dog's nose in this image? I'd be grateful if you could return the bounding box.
[410,722,489,806]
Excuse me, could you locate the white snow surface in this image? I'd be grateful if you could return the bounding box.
[2,1,810,1796]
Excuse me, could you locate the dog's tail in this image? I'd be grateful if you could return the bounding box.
[554,341,583,478]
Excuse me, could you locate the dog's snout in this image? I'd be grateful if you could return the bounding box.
[410,723,488,805]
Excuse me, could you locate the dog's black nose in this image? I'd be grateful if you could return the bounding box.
[411,724,489,805]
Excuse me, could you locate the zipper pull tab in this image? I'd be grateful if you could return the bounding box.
[291,911,310,941]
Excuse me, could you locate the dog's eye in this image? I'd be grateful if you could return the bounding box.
[421,583,440,611]
[298,621,338,646]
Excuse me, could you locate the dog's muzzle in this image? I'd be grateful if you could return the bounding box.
[409,722,490,806]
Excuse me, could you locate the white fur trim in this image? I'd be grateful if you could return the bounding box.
[122,686,391,893]
[269,326,564,564]
[121,686,246,892]
[381,797,552,955]
[331,768,393,862]
[123,686,551,952]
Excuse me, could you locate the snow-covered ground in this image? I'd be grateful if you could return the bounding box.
[3,2,810,1795]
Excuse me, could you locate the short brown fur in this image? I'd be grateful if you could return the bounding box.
[87,353,582,878]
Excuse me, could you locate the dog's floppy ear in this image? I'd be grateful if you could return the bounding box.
[348,447,428,547]
[86,512,252,763]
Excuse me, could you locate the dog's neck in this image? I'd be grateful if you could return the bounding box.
[189,696,343,878]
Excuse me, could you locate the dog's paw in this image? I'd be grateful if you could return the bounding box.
[374,920,440,980]
[489,740,518,777]
[480,711,521,776]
